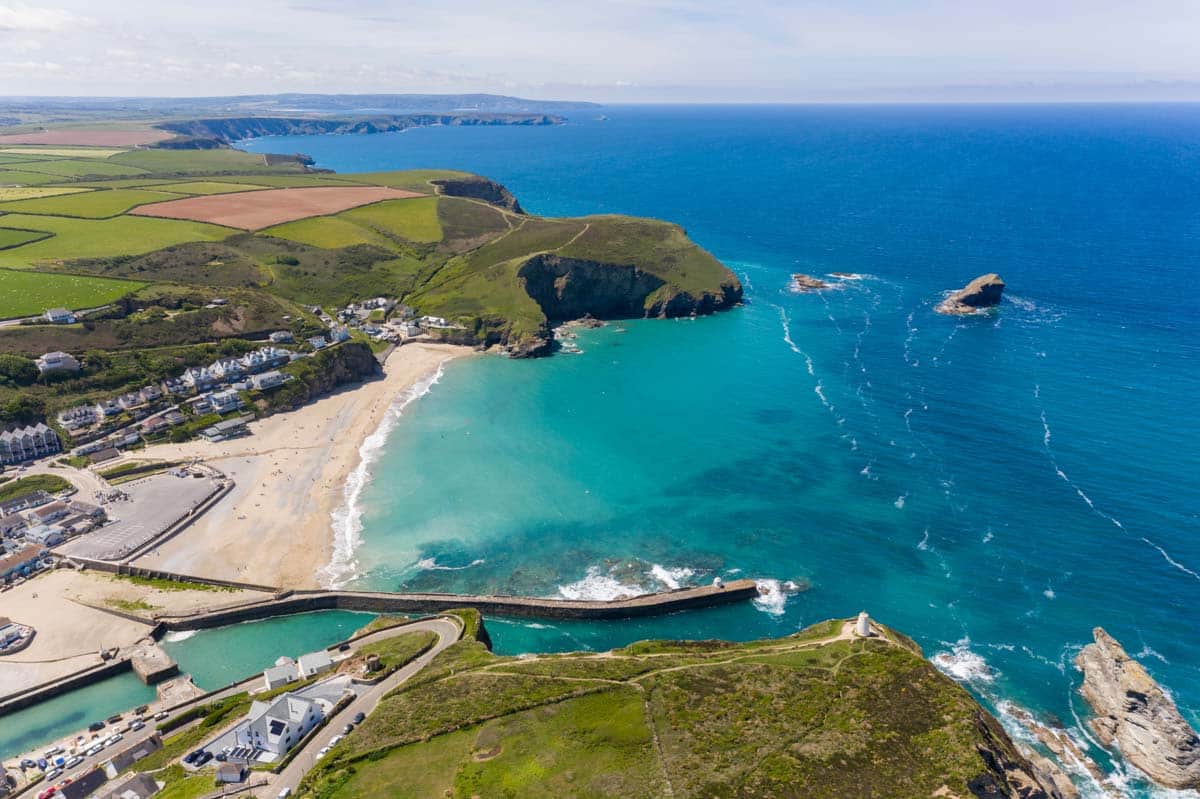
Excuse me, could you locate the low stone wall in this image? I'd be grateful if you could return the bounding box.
[0,657,131,715]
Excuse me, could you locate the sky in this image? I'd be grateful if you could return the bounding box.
[2,0,1200,102]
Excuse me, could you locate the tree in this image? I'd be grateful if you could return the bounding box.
[0,354,37,386]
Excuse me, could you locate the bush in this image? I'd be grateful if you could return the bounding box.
[0,354,37,387]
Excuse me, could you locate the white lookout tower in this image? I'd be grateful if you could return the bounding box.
[855,610,871,637]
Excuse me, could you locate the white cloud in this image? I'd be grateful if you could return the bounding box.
[0,3,90,32]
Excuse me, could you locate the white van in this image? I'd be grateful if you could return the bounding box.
[277,788,292,799]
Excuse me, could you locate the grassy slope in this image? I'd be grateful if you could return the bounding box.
[0,268,146,318]
[298,621,1035,799]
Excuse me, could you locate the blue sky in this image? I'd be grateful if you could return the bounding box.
[1,0,1199,101]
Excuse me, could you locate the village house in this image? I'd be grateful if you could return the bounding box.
[208,389,243,413]
[0,491,51,517]
[269,330,294,344]
[249,370,286,391]
[200,417,249,442]
[25,501,70,526]
[0,423,61,464]
[163,410,186,426]
[296,650,334,679]
[161,376,189,396]
[58,405,97,431]
[140,384,163,403]
[330,326,351,343]
[95,398,122,418]
[307,335,327,349]
[181,366,216,392]
[35,351,80,375]
[263,657,299,690]
[140,416,169,435]
[0,514,27,539]
[56,767,106,799]
[94,772,158,799]
[209,358,245,382]
[0,544,45,582]
[23,524,65,547]
[43,307,76,324]
[237,693,323,756]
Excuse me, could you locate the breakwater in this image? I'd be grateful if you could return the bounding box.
[151,579,761,630]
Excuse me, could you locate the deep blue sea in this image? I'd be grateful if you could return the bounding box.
[10,105,1196,794]
[240,105,1200,797]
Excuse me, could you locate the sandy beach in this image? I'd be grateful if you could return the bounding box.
[130,342,473,589]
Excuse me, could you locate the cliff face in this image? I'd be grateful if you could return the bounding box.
[1076,627,1200,789]
[263,341,380,413]
[518,254,741,323]
[432,176,524,214]
[155,114,563,148]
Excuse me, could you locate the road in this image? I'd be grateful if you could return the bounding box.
[271,616,462,795]
[4,616,461,799]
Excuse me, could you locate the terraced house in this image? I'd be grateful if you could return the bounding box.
[0,423,60,464]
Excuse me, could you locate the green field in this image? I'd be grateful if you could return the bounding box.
[0,147,126,159]
[0,474,72,502]
[152,180,269,195]
[0,228,50,250]
[261,216,397,250]
[340,196,443,243]
[0,187,91,202]
[0,268,146,318]
[0,170,67,186]
[0,154,65,165]
[206,174,368,188]
[107,148,297,173]
[5,159,150,178]
[342,169,472,191]
[0,214,233,267]
[0,188,182,218]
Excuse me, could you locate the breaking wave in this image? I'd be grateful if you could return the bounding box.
[932,638,995,684]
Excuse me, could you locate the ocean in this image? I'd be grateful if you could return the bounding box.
[4,105,1195,794]
[243,104,1200,797]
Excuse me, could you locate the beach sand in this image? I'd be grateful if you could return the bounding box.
[130,342,472,589]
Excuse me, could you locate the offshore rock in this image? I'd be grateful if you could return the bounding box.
[1075,627,1200,790]
[937,273,1006,314]
[790,273,830,292]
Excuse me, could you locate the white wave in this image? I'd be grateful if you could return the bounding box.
[725,567,742,575]
[894,492,908,510]
[557,566,643,601]
[1136,646,1170,665]
[932,638,995,684]
[320,360,448,589]
[982,530,994,543]
[525,622,552,630]
[163,630,197,643]
[751,578,789,616]
[1044,586,1057,600]
[1140,538,1200,582]
[917,527,930,551]
[648,564,694,590]
[415,556,485,571]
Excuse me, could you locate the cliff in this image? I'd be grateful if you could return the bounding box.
[154,113,563,148]
[261,341,381,413]
[1075,627,1200,789]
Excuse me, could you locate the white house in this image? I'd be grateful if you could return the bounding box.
[238,693,323,756]
[43,307,76,324]
[35,351,80,375]
[296,651,333,679]
[263,657,299,691]
[208,389,243,414]
[269,331,294,344]
[249,371,286,391]
[58,405,97,431]
[330,327,351,343]
[307,335,327,350]
[0,424,61,465]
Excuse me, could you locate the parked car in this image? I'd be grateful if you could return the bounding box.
[182,750,203,765]
[315,747,329,760]
[36,787,56,799]
[104,735,122,747]
[64,756,83,769]
[342,723,354,734]
[128,720,145,732]
[337,643,350,652]
[21,759,36,769]
[45,768,62,781]
[43,747,64,758]
[277,789,291,799]
[36,759,48,770]
[87,722,105,733]
[154,711,169,721]
[352,712,365,724]
[85,745,103,757]
[329,735,342,745]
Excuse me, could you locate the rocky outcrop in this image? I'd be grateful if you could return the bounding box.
[1076,627,1200,790]
[937,273,1006,315]
[968,711,1072,799]
[154,113,564,148]
[790,273,830,292]
[433,176,524,214]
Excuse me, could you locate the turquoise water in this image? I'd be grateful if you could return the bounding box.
[0,611,373,759]
[0,673,155,762]
[241,105,1200,797]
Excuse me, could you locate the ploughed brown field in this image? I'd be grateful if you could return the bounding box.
[0,128,175,146]
[130,186,425,230]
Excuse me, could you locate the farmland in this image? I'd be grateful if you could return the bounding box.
[0,268,146,318]
[0,187,92,202]
[0,188,182,218]
[0,147,127,159]
[151,181,269,195]
[0,214,233,267]
[131,185,426,230]
[0,228,50,250]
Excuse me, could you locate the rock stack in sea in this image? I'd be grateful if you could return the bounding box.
[1075,627,1200,790]
[936,273,1005,314]
[790,273,830,292]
